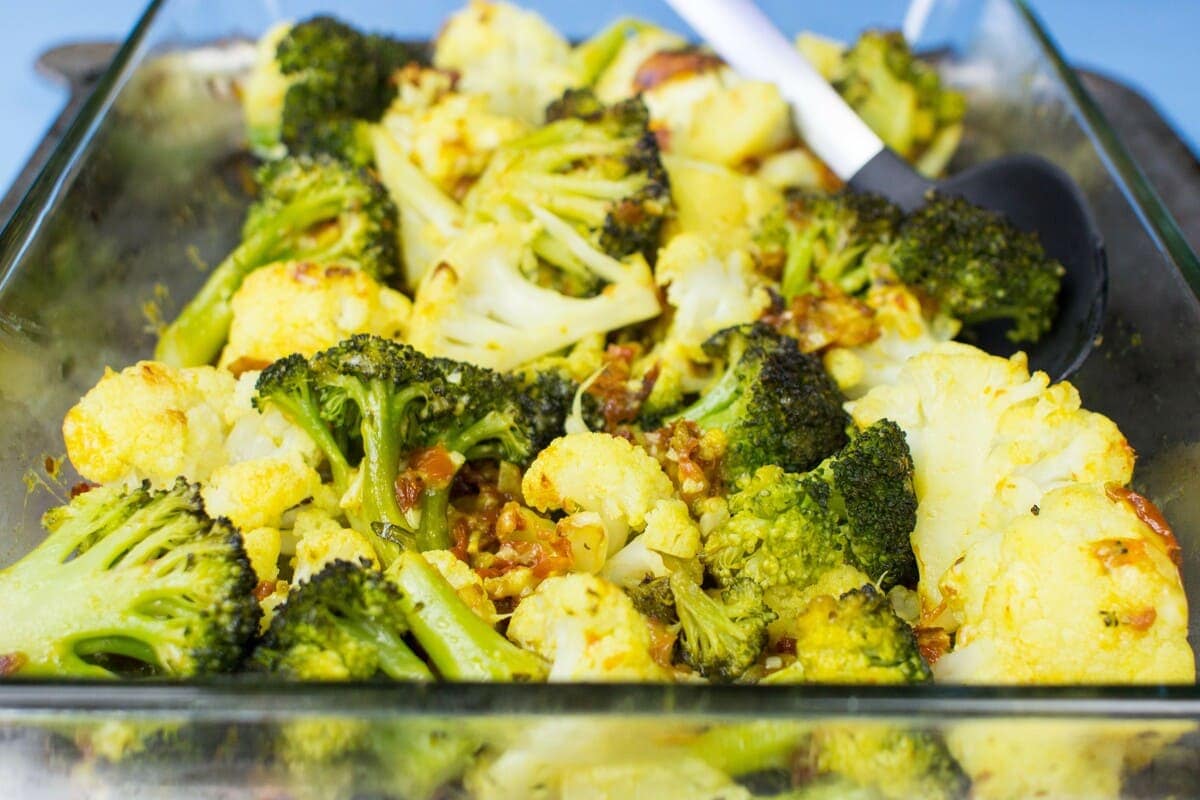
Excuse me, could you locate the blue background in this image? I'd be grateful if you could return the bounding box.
[1,1,1197,195]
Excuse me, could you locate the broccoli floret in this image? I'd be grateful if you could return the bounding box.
[703,420,918,593]
[464,88,670,284]
[799,726,968,800]
[757,190,902,300]
[822,30,966,176]
[765,586,929,685]
[667,324,849,482]
[892,193,1064,343]
[276,717,479,800]
[156,155,399,367]
[703,466,846,592]
[250,559,431,680]
[812,420,918,587]
[670,572,774,682]
[626,575,678,624]
[0,480,259,677]
[272,16,413,164]
[387,551,548,681]
[255,335,555,559]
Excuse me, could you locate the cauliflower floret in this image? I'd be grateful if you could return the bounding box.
[662,154,782,250]
[408,222,661,371]
[654,233,772,362]
[947,720,1190,800]
[602,498,701,587]
[522,432,676,555]
[506,573,669,681]
[63,361,238,486]
[380,66,528,197]
[433,1,577,126]
[289,508,378,586]
[847,342,1135,618]
[65,363,321,487]
[823,284,959,400]
[201,454,322,533]
[242,525,282,584]
[935,483,1193,684]
[423,549,499,626]
[218,261,411,373]
[595,41,793,166]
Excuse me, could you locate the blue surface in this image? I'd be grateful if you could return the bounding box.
[1,1,1197,197]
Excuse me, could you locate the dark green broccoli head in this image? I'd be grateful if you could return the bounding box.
[769,585,929,685]
[251,559,431,680]
[892,193,1064,342]
[256,335,551,557]
[275,15,412,163]
[627,575,678,625]
[759,189,902,299]
[0,480,259,678]
[468,88,670,281]
[832,30,966,167]
[512,366,600,452]
[703,466,847,591]
[817,420,918,589]
[668,324,849,482]
[670,572,775,683]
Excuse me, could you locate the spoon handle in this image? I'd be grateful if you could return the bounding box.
[663,0,884,179]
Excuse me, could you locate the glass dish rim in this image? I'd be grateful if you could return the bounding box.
[0,0,1198,716]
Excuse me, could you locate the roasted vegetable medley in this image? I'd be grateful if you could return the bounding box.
[0,2,1192,798]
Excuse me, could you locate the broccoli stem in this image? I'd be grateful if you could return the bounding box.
[341,618,432,680]
[388,552,547,681]
[415,487,453,553]
[690,722,807,777]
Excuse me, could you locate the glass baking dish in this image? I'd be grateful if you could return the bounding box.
[2,0,1200,796]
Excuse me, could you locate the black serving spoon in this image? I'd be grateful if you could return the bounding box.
[666,0,1106,380]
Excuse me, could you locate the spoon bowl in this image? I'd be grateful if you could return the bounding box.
[667,0,1108,380]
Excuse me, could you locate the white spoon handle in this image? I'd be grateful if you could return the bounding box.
[664,0,884,179]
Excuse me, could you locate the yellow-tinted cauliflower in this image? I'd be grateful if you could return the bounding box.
[506,573,669,681]
[423,548,499,625]
[64,362,321,531]
[823,284,959,400]
[847,342,1134,618]
[936,483,1193,684]
[433,0,577,125]
[522,432,676,556]
[654,233,772,363]
[218,261,411,373]
[289,508,379,586]
[380,65,528,197]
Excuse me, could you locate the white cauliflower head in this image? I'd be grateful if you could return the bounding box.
[289,507,378,586]
[63,361,239,486]
[506,573,669,681]
[935,483,1193,684]
[380,65,528,197]
[654,233,772,362]
[423,549,499,626]
[847,342,1135,618]
[218,261,411,373]
[433,0,577,125]
[823,284,959,400]
[64,362,324,531]
[602,498,701,588]
[522,431,676,555]
[407,222,661,371]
